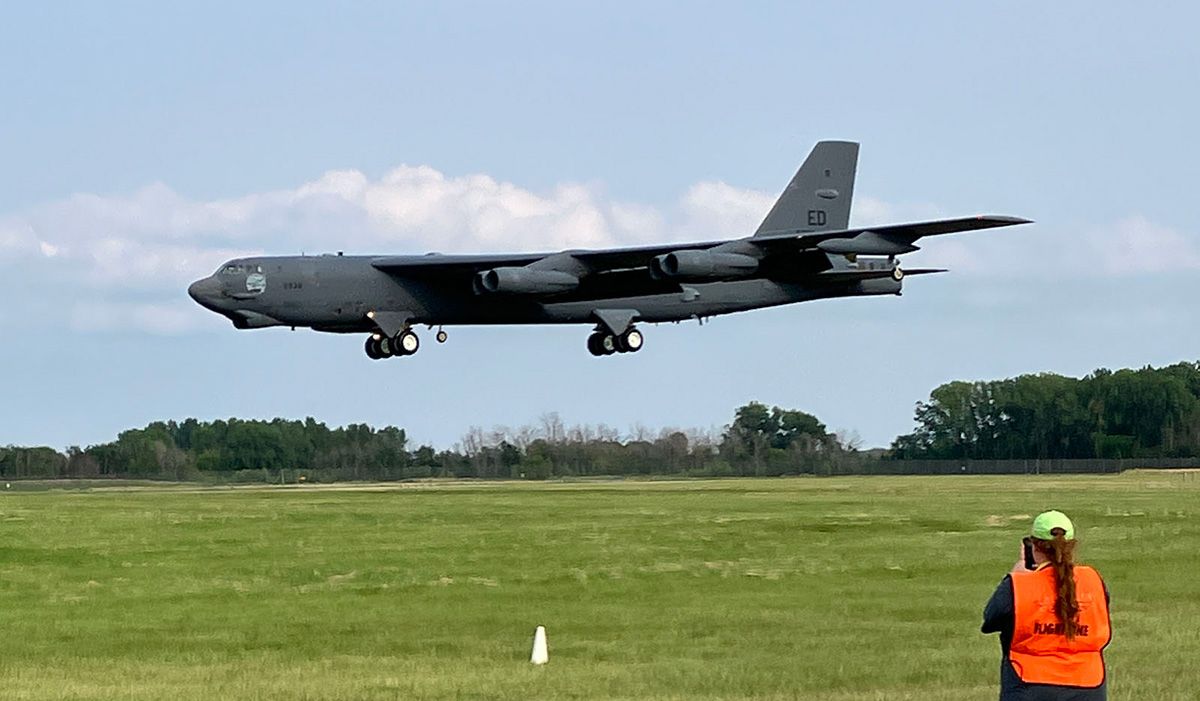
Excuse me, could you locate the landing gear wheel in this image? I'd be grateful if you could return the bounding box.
[891,267,905,282]
[620,328,643,353]
[365,336,383,360]
[377,336,395,358]
[436,329,448,344]
[588,329,636,356]
[394,330,420,356]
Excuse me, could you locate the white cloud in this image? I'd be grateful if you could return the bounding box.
[851,196,944,227]
[69,300,221,335]
[3,162,1193,334]
[0,220,37,257]
[903,214,1200,278]
[680,181,773,238]
[1096,216,1200,274]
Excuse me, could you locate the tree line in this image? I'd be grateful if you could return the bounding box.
[0,404,846,481]
[4,361,1198,480]
[891,362,1200,459]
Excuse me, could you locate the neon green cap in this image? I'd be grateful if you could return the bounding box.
[1031,510,1075,540]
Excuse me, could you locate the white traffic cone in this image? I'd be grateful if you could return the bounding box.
[530,625,549,665]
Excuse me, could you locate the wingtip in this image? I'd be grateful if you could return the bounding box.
[979,214,1034,225]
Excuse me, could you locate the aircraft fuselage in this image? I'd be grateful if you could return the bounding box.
[187,253,902,333]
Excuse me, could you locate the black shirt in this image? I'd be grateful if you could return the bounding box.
[981,573,1109,701]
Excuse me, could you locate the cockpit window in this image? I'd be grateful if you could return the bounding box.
[216,262,261,275]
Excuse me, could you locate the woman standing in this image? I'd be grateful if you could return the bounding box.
[981,510,1111,700]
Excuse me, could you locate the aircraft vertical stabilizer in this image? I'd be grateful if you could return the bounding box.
[754,141,858,236]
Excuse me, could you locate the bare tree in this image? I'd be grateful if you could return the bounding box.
[835,428,864,452]
[628,422,652,442]
[595,423,620,442]
[539,412,565,444]
[460,426,486,457]
[512,424,537,451]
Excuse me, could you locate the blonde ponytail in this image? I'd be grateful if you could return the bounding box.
[1033,528,1079,639]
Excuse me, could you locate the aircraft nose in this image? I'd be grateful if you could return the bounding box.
[188,276,222,308]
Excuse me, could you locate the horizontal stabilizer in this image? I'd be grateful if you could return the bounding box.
[814,266,947,284]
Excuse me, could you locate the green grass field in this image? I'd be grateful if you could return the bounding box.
[1,473,1197,700]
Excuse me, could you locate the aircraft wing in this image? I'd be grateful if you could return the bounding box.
[370,215,1029,277]
[370,243,728,276]
[371,252,547,275]
[754,215,1031,251]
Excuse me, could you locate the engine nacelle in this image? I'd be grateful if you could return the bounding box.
[474,267,580,295]
[650,250,758,279]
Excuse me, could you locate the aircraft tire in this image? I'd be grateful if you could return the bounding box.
[891,267,904,282]
[365,336,383,360]
[378,336,394,358]
[395,330,420,355]
[600,334,618,356]
[621,328,643,353]
[587,332,605,356]
[436,329,448,344]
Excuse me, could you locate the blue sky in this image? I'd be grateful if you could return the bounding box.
[2,2,1198,451]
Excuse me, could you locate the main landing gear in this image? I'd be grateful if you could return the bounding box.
[365,329,420,360]
[587,327,643,356]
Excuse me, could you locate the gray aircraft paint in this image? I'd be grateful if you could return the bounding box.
[188,141,1030,357]
[754,140,858,236]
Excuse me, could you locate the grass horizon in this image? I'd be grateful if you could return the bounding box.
[1,473,1196,699]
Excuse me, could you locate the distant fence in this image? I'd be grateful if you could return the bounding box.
[866,458,1200,475]
[5,459,1200,483]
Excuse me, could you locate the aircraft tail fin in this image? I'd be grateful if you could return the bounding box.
[754,141,858,237]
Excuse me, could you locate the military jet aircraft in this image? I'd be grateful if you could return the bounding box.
[188,141,1029,358]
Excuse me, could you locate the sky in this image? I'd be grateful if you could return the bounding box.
[2,2,1199,451]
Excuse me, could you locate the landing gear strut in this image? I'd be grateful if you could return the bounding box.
[588,327,643,356]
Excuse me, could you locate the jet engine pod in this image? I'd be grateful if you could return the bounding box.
[650,250,758,279]
[474,267,580,295]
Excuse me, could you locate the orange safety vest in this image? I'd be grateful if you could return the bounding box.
[1009,564,1111,687]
